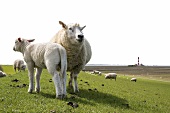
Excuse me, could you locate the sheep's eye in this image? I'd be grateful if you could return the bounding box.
[15,41,18,43]
[69,28,73,32]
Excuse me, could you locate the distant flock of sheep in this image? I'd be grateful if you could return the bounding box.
[0,21,137,99]
[88,70,137,82]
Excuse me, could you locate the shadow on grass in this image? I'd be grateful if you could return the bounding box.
[75,88,130,109]
[39,92,56,99]
[40,87,130,109]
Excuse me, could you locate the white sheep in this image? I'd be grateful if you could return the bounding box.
[105,73,117,81]
[0,71,6,77]
[13,59,26,72]
[13,37,67,99]
[50,21,92,93]
[131,78,137,82]
[99,71,102,75]
[93,70,102,75]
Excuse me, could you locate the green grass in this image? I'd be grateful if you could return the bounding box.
[0,66,170,113]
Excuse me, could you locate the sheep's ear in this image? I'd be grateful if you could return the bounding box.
[59,21,67,29]
[27,39,35,42]
[81,25,86,31]
[18,37,22,42]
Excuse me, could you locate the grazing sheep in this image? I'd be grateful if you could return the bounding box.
[93,70,102,75]
[0,65,3,72]
[131,78,137,82]
[13,59,26,72]
[105,73,117,81]
[13,37,67,99]
[0,71,6,77]
[50,21,92,93]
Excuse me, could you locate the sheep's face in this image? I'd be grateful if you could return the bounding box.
[13,38,35,52]
[13,38,23,52]
[59,21,86,45]
[21,65,26,71]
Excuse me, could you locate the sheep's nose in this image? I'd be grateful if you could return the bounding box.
[78,34,84,39]
[13,47,15,51]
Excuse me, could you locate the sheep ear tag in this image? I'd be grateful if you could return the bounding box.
[27,39,35,42]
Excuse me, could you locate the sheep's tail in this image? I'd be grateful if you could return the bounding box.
[59,47,67,77]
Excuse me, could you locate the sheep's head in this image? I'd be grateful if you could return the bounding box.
[13,37,35,53]
[59,21,86,45]
[21,64,26,71]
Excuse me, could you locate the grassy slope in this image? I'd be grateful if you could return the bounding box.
[0,66,170,113]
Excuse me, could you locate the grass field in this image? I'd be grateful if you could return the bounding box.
[0,65,170,113]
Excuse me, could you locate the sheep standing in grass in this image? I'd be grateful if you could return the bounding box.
[13,59,26,72]
[131,78,137,82]
[13,37,67,99]
[105,73,117,81]
[0,71,6,77]
[93,70,102,75]
[50,21,92,93]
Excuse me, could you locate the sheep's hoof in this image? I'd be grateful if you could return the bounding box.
[69,84,73,88]
[56,95,63,99]
[74,89,79,93]
[28,89,33,93]
[35,88,40,93]
[62,94,67,99]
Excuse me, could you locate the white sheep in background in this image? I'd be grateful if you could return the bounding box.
[93,70,102,75]
[13,59,26,72]
[0,71,6,77]
[105,73,117,81]
[131,78,137,82]
[99,72,102,75]
[50,21,92,93]
[13,37,67,99]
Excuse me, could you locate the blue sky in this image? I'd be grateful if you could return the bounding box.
[0,0,170,65]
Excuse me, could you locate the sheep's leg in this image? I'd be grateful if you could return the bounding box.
[18,68,20,72]
[35,68,42,93]
[27,63,35,93]
[68,72,73,88]
[73,73,79,93]
[52,71,63,99]
[14,67,16,72]
[60,71,67,98]
[47,65,62,99]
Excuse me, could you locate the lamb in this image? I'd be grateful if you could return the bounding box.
[13,37,67,99]
[131,78,137,82]
[105,73,117,81]
[13,59,26,72]
[0,71,6,77]
[50,21,92,93]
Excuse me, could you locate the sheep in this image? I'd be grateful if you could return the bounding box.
[131,78,137,82]
[105,73,117,81]
[13,59,26,72]
[13,37,67,99]
[0,71,6,77]
[50,21,92,93]
[99,71,102,75]
[93,70,102,75]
